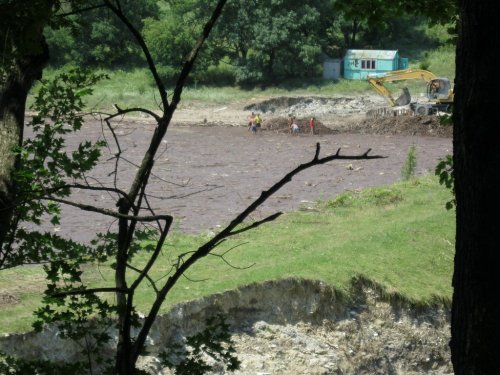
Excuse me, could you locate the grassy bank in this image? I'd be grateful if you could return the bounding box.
[0,176,454,333]
[28,45,455,113]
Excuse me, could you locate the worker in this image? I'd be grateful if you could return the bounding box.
[247,112,255,130]
[309,117,315,135]
[430,81,441,99]
[254,113,262,131]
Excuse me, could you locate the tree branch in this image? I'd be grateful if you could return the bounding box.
[55,3,107,18]
[50,287,128,298]
[132,143,384,360]
[108,105,161,122]
[169,0,229,114]
[103,0,168,110]
[42,196,172,222]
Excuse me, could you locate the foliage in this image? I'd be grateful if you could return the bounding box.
[142,2,213,84]
[401,145,417,181]
[160,314,240,374]
[45,0,159,67]
[419,60,431,70]
[0,68,119,371]
[0,352,86,375]
[435,154,455,210]
[1,68,107,270]
[35,0,458,85]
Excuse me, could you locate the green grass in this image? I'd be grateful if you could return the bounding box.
[30,45,454,113]
[0,176,455,333]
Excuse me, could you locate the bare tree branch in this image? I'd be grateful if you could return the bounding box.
[109,105,161,122]
[103,0,168,110]
[41,196,172,223]
[126,263,159,295]
[55,3,107,18]
[51,287,129,298]
[132,143,384,360]
[169,0,229,114]
[228,212,283,236]
[129,217,172,292]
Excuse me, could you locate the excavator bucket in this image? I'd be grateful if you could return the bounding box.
[395,87,411,106]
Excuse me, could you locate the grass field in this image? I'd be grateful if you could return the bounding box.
[0,176,455,334]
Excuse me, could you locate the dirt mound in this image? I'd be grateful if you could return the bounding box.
[339,115,453,138]
[244,95,384,118]
[262,117,336,135]
[241,96,452,138]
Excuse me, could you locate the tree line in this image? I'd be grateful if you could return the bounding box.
[45,0,454,85]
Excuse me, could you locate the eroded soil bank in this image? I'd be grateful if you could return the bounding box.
[1,278,452,374]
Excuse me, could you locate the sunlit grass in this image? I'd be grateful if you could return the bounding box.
[0,176,455,333]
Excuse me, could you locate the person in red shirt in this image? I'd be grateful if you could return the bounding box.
[309,117,315,135]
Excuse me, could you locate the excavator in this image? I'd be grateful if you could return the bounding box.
[366,69,454,117]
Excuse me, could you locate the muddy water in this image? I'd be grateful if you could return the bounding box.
[42,121,451,243]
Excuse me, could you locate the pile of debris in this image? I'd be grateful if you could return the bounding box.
[339,115,453,137]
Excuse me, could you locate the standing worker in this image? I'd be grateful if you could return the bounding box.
[309,117,315,135]
[247,112,255,130]
[254,113,262,132]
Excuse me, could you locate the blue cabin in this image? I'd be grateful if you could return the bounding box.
[343,50,409,80]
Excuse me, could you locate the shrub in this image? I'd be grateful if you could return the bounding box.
[326,192,355,208]
[366,188,404,206]
[401,145,417,181]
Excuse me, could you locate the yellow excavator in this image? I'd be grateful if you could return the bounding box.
[367,69,454,116]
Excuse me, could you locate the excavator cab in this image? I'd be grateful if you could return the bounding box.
[427,78,453,101]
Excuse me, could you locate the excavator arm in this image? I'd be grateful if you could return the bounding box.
[367,69,438,107]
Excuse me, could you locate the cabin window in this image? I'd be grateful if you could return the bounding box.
[361,59,376,70]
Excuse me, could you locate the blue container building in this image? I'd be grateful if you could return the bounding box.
[343,50,409,80]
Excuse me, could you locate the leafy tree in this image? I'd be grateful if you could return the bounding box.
[143,0,218,83]
[1,0,60,248]
[240,0,330,81]
[45,0,159,67]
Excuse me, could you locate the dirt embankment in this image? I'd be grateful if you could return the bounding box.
[0,278,452,375]
[180,95,452,138]
[247,96,452,137]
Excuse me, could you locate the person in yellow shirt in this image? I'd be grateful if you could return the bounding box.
[254,113,262,131]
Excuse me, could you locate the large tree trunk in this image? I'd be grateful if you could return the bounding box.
[451,1,500,373]
[0,39,49,247]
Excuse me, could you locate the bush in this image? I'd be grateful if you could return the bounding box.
[419,61,431,70]
[326,192,355,208]
[401,145,417,181]
[365,188,404,206]
[197,63,236,86]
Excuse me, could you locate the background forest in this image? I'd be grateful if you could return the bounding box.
[45,0,456,86]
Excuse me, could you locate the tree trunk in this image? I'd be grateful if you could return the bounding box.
[451,1,500,373]
[0,39,49,248]
[351,19,359,48]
